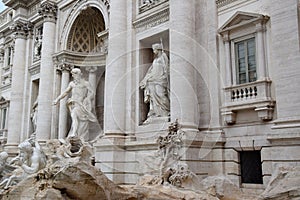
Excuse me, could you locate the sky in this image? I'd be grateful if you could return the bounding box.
[0,2,6,12]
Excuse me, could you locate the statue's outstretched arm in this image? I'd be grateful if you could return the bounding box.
[53,84,72,105]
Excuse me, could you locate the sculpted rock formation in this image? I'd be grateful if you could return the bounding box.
[0,133,219,200]
[259,166,300,200]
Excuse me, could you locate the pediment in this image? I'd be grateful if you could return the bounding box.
[219,11,269,33]
[0,97,6,102]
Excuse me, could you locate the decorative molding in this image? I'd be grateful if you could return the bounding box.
[216,0,239,8]
[53,50,106,68]
[133,7,169,33]
[138,0,168,14]
[218,11,269,34]
[28,61,40,75]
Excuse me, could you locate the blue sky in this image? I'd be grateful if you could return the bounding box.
[0,2,6,12]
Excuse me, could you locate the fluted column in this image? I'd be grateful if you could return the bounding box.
[57,63,72,139]
[6,21,32,152]
[104,0,127,136]
[36,1,57,142]
[169,0,199,130]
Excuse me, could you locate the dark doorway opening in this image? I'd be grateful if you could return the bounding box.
[239,151,263,184]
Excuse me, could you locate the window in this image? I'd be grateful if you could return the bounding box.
[239,151,263,184]
[219,12,275,124]
[235,38,257,84]
[7,46,12,66]
[1,107,7,129]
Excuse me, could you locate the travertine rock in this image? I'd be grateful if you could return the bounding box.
[126,184,220,200]
[200,176,256,200]
[259,166,300,200]
[2,161,135,200]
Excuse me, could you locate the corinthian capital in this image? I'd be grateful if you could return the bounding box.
[11,20,33,39]
[38,1,57,22]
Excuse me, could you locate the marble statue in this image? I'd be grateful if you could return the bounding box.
[30,97,38,132]
[0,134,46,189]
[0,152,15,182]
[139,43,170,124]
[53,68,98,141]
[33,35,42,59]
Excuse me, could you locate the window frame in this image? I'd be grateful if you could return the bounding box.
[233,36,257,84]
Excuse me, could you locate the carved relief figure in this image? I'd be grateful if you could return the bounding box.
[139,43,170,124]
[53,68,98,141]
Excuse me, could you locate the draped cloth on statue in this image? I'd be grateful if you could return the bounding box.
[67,98,98,141]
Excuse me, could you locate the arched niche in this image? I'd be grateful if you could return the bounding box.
[67,7,105,53]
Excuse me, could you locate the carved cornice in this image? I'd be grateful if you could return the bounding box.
[10,20,33,39]
[139,0,168,14]
[38,1,57,22]
[53,50,106,68]
[133,6,169,33]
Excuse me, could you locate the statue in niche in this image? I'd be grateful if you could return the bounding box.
[33,35,42,59]
[139,43,170,124]
[30,97,38,133]
[53,68,98,141]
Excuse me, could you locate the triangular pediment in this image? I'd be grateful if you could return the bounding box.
[219,11,269,33]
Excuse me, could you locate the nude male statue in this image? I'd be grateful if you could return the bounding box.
[53,68,98,141]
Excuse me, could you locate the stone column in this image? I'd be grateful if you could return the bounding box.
[6,21,31,153]
[104,0,127,136]
[57,63,72,139]
[256,23,267,80]
[86,66,98,93]
[169,0,199,130]
[36,1,57,142]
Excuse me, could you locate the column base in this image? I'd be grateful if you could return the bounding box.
[4,143,19,156]
[104,130,126,138]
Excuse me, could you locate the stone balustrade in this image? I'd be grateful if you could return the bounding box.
[225,80,272,105]
[222,79,275,124]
